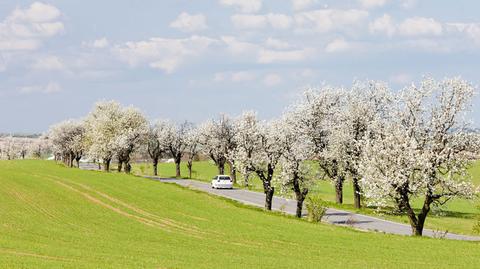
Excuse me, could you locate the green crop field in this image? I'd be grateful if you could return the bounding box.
[1,160,477,268]
[132,160,480,236]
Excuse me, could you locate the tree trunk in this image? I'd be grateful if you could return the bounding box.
[117,160,123,172]
[69,153,75,168]
[352,177,361,209]
[153,158,159,176]
[187,160,193,179]
[75,157,81,168]
[104,159,111,172]
[124,155,131,174]
[175,159,181,178]
[293,174,308,218]
[125,163,131,174]
[335,175,344,204]
[217,162,225,175]
[265,187,274,211]
[228,161,237,184]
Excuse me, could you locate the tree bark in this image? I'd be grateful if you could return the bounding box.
[265,186,274,211]
[69,153,75,168]
[335,175,344,204]
[293,173,309,218]
[75,156,81,168]
[352,177,361,209]
[117,160,123,172]
[104,159,111,172]
[187,160,193,179]
[175,159,181,178]
[152,158,159,176]
[228,161,237,184]
[125,163,131,174]
[217,162,225,175]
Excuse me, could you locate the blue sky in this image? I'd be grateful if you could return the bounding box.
[1,0,480,132]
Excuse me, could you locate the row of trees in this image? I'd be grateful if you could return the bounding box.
[47,77,479,236]
[0,136,46,160]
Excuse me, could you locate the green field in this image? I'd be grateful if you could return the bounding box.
[132,160,480,236]
[0,160,479,268]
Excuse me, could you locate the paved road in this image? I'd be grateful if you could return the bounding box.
[79,163,479,241]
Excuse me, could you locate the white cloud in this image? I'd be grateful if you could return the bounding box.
[369,14,395,36]
[264,38,291,49]
[19,81,62,94]
[398,17,443,36]
[221,36,259,56]
[263,73,282,86]
[292,0,317,11]
[232,71,256,82]
[325,38,350,53]
[258,48,313,63]
[170,12,208,32]
[213,71,256,83]
[83,37,109,49]
[0,2,64,51]
[222,36,312,63]
[448,23,480,45]
[294,9,369,33]
[219,0,262,13]
[30,55,64,71]
[401,0,417,9]
[231,13,292,30]
[359,0,387,9]
[113,35,216,74]
[390,73,412,84]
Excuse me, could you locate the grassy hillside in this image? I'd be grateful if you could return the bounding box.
[132,160,480,236]
[0,160,479,268]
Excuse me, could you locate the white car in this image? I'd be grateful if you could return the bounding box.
[211,175,233,189]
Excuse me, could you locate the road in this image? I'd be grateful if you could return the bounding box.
[79,163,479,241]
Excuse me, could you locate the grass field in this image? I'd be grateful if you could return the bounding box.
[132,160,480,236]
[1,160,480,268]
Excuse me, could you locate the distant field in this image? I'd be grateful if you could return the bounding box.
[0,160,479,268]
[132,160,480,236]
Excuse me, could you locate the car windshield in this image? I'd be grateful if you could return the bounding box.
[219,176,231,180]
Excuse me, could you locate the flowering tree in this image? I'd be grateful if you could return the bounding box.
[1,136,18,160]
[84,101,123,171]
[199,114,237,182]
[359,77,478,236]
[330,82,391,208]
[159,121,192,178]
[146,121,167,176]
[290,88,345,204]
[234,111,283,210]
[185,127,200,179]
[278,113,315,217]
[48,120,86,167]
[113,107,149,174]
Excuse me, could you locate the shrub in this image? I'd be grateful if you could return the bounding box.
[306,195,327,223]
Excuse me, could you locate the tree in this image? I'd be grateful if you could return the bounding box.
[84,101,124,171]
[359,77,477,236]
[279,113,315,218]
[160,121,192,178]
[185,127,200,179]
[290,88,345,204]
[199,115,237,182]
[234,111,283,210]
[146,122,166,176]
[48,120,86,167]
[113,107,149,174]
[1,136,18,160]
[330,82,391,209]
